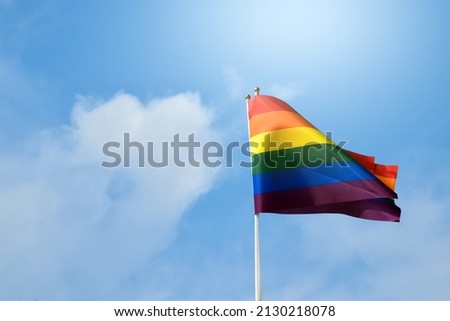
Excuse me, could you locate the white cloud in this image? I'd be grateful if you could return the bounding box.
[0,92,220,299]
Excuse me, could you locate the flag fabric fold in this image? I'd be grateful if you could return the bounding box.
[248,94,400,222]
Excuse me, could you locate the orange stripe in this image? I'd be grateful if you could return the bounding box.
[374,164,398,191]
[375,175,397,191]
[249,110,315,137]
[345,150,398,191]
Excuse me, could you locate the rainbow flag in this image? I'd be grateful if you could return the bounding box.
[248,94,400,222]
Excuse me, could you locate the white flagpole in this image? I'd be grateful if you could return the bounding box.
[246,87,262,301]
[254,213,262,301]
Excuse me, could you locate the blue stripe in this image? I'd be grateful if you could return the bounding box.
[253,160,376,195]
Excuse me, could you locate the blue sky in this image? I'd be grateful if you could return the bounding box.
[0,0,449,300]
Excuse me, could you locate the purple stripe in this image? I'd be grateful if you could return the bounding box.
[254,179,397,215]
[262,199,401,222]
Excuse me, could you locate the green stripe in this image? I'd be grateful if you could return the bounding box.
[252,143,354,175]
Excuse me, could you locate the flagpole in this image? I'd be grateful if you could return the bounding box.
[254,213,262,301]
[246,87,262,301]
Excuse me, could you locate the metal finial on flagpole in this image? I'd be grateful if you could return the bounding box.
[254,87,260,95]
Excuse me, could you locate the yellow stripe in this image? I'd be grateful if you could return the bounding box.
[249,110,315,137]
[250,127,331,155]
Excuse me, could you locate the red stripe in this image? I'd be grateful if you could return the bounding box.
[374,164,398,179]
[249,95,300,118]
